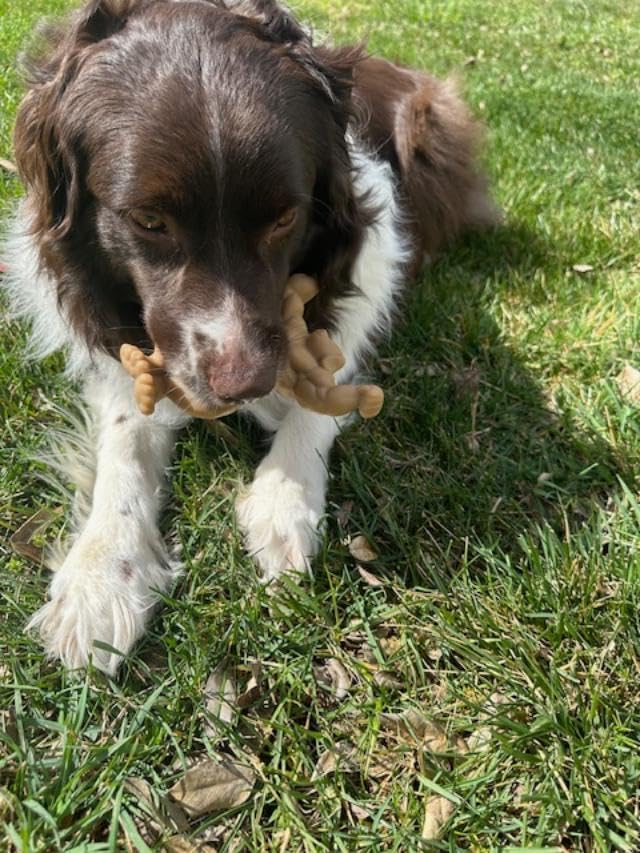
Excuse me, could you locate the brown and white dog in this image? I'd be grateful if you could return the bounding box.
[4,0,496,673]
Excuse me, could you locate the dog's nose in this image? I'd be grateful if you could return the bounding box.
[208,360,277,403]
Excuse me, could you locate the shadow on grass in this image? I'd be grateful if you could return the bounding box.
[318,220,634,586]
[176,220,629,591]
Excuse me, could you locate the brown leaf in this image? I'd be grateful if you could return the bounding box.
[311,741,358,780]
[124,777,190,838]
[10,507,62,565]
[335,500,353,529]
[467,725,492,752]
[348,802,371,821]
[373,670,403,689]
[379,709,450,752]
[349,535,378,563]
[203,664,237,737]
[236,661,262,709]
[616,364,640,403]
[357,566,384,587]
[314,658,351,702]
[165,836,218,853]
[452,365,480,397]
[365,746,412,782]
[169,759,255,817]
[422,795,455,840]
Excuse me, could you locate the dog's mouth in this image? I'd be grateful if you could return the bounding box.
[166,372,246,419]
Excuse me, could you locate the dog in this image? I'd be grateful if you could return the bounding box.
[3,0,496,674]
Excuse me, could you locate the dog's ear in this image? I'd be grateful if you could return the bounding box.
[14,1,143,242]
[224,0,307,43]
[300,44,373,300]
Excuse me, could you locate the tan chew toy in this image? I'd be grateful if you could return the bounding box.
[120,274,384,421]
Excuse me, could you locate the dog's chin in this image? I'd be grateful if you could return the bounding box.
[166,374,244,419]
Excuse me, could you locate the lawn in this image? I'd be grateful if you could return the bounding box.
[1,0,639,850]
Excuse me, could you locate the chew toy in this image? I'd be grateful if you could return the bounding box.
[120,274,384,420]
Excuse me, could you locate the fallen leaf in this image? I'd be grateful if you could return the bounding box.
[169,759,255,817]
[373,670,404,689]
[10,507,62,565]
[349,535,378,563]
[365,746,413,782]
[452,365,480,397]
[335,500,353,528]
[379,635,403,657]
[203,664,237,737]
[314,658,351,702]
[348,802,371,821]
[236,662,262,709]
[617,364,640,403]
[422,795,455,839]
[311,741,358,780]
[379,709,449,752]
[124,777,190,838]
[0,158,17,174]
[165,837,217,853]
[467,726,492,752]
[357,565,384,587]
[572,263,594,273]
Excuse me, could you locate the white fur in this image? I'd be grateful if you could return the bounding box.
[186,292,246,363]
[238,144,408,580]
[26,358,184,674]
[3,141,406,669]
[2,205,92,376]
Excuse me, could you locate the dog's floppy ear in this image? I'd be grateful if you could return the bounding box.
[14,1,143,242]
[295,44,375,305]
[224,0,307,43]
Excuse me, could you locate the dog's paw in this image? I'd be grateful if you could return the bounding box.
[27,526,177,674]
[236,467,323,582]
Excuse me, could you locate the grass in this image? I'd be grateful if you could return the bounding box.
[1,0,640,850]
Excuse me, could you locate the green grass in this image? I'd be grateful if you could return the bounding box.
[1,0,640,850]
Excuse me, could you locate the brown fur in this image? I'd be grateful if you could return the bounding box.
[13,0,495,404]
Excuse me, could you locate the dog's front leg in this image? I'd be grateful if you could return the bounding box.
[236,404,343,581]
[28,360,185,674]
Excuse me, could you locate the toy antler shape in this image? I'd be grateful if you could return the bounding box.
[120,274,384,421]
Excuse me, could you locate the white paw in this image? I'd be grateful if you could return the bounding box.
[27,525,178,674]
[236,467,324,582]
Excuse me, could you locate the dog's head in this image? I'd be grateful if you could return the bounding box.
[15,0,368,407]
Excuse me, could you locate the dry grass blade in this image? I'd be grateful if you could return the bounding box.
[348,535,378,563]
[10,507,62,565]
[169,759,255,817]
[422,795,455,840]
[203,664,238,737]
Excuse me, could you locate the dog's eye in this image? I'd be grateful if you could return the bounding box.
[130,209,167,233]
[271,208,298,236]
